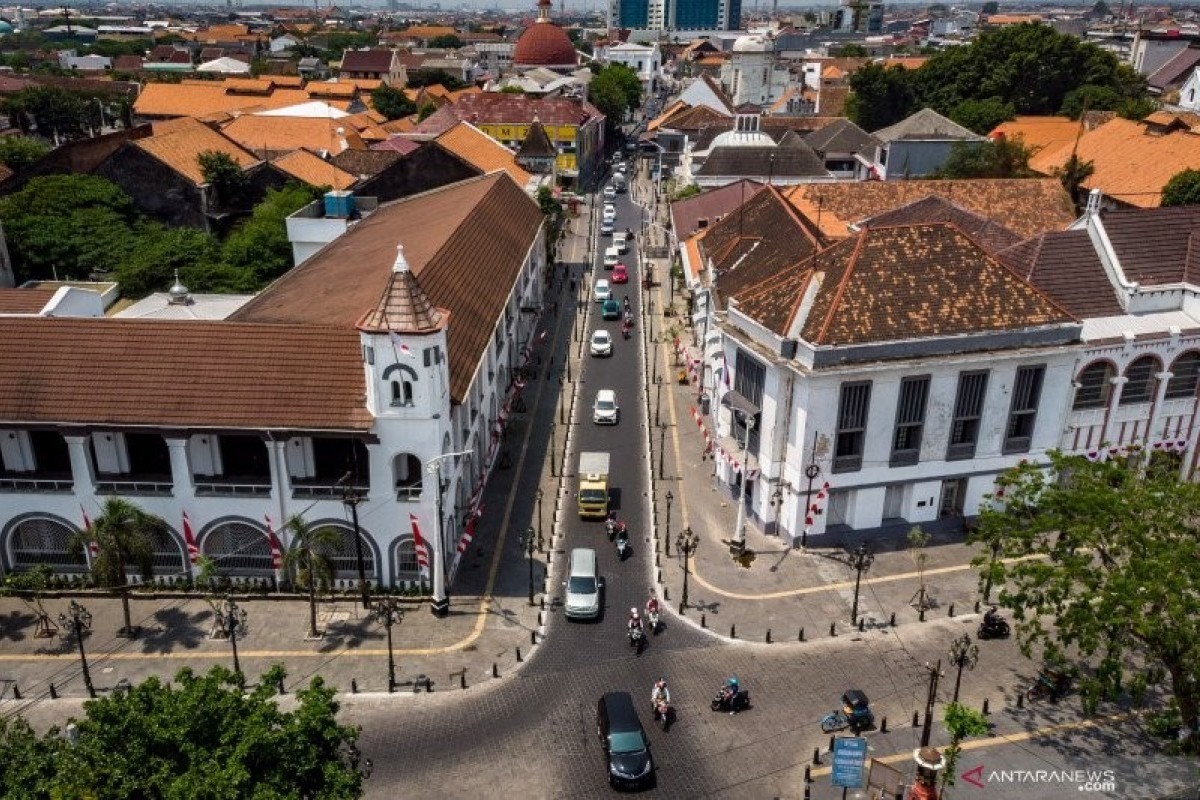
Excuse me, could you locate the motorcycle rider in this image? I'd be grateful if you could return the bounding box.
[646,591,660,617]
[651,679,671,718]
[627,608,643,638]
[721,677,740,714]
[984,605,1000,625]
[616,526,630,555]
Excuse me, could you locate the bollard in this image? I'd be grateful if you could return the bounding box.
[804,765,811,783]
[656,554,661,568]
[949,603,955,618]
[540,596,545,610]
[663,586,669,601]
[828,736,835,753]
[830,622,837,637]
[1017,692,1024,709]
[812,747,821,766]
[799,627,805,642]
[460,672,467,690]
[766,628,772,644]
[531,630,537,645]
[804,786,811,800]
[889,612,896,627]
[912,710,920,727]
[516,647,523,662]
[538,611,544,626]
[701,613,707,628]
[982,698,990,715]
[880,716,888,733]
[493,663,499,678]
[49,683,57,700]
[351,679,358,694]
[858,618,865,633]
[974,600,981,614]
[730,624,736,639]
[11,685,18,700]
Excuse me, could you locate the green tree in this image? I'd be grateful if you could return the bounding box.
[417,101,438,122]
[198,150,250,208]
[949,97,1015,134]
[1059,83,1123,119]
[596,63,642,114]
[115,224,224,299]
[0,135,50,171]
[282,515,342,640]
[941,703,991,789]
[834,43,868,57]
[981,0,999,13]
[1,665,364,798]
[1091,0,1112,17]
[846,63,916,131]
[970,452,1200,753]
[1055,151,1094,205]
[222,183,322,285]
[69,498,168,638]
[371,83,416,120]
[406,67,466,90]
[428,33,464,49]
[588,76,628,132]
[1162,168,1200,207]
[933,137,1034,178]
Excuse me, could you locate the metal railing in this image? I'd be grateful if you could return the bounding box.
[292,480,369,499]
[395,484,422,502]
[0,475,74,493]
[94,477,173,496]
[194,478,272,497]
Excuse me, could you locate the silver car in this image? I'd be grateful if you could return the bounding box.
[590,330,613,357]
[593,389,619,424]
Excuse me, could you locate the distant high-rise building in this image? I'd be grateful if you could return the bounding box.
[609,0,739,32]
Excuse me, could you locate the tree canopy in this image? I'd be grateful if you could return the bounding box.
[428,33,464,49]
[371,83,417,120]
[971,452,1200,753]
[0,666,365,799]
[222,183,323,286]
[0,135,50,171]
[933,137,1034,179]
[406,68,466,91]
[846,63,916,132]
[589,63,643,131]
[1161,168,1200,207]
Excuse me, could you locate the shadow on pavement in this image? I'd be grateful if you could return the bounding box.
[138,606,213,654]
[0,608,36,641]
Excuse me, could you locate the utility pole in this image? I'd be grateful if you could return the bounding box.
[58,600,95,698]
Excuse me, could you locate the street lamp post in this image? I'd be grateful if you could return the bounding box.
[676,526,698,613]
[536,488,545,553]
[520,527,537,606]
[949,633,980,704]
[371,597,404,692]
[658,422,667,479]
[849,543,875,625]
[425,450,473,618]
[216,596,249,680]
[920,659,944,747]
[340,483,370,610]
[549,422,558,477]
[654,376,662,426]
[58,600,95,698]
[802,462,821,550]
[731,416,755,555]
[664,490,673,554]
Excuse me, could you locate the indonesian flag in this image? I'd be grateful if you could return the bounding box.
[264,515,283,570]
[183,511,199,566]
[457,514,478,554]
[409,514,431,578]
[389,331,412,357]
[81,505,98,557]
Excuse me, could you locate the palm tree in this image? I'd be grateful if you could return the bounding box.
[282,515,341,640]
[70,498,166,638]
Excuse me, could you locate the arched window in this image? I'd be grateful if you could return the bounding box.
[383,364,418,408]
[393,453,423,500]
[201,522,273,575]
[125,524,185,575]
[1166,352,1200,399]
[390,380,414,406]
[1072,362,1116,410]
[1120,356,1161,405]
[394,537,419,578]
[7,517,85,573]
[311,523,376,581]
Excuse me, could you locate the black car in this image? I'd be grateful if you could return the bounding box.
[597,692,655,789]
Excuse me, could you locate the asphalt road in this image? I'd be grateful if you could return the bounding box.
[350,180,1198,800]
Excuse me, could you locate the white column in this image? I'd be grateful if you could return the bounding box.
[1145,371,1174,445]
[63,435,94,498]
[165,438,194,504]
[1101,376,1128,446]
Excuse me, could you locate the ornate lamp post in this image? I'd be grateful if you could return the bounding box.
[549,422,558,477]
[340,482,370,610]
[664,490,673,554]
[424,450,473,618]
[849,542,875,625]
[58,600,95,698]
[949,633,980,704]
[216,596,249,680]
[520,527,537,606]
[801,461,821,550]
[371,597,404,692]
[676,526,699,613]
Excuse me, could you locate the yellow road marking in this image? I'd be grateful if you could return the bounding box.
[809,713,1135,777]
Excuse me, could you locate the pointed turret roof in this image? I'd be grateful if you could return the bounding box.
[517,116,556,158]
[356,245,448,333]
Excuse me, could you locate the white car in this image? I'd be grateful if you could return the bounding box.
[603,206,616,223]
[600,220,614,236]
[603,246,620,269]
[616,162,627,175]
[603,185,617,200]
[593,389,619,424]
[594,278,611,302]
[589,330,613,357]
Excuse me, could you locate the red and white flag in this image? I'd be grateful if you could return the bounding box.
[389,331,412,357]
[409,514,431,578]
[182,511,199,566]
[264,515,283,570]
[81,505,98,558]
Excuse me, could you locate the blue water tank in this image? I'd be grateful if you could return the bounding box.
[323,190,355,219]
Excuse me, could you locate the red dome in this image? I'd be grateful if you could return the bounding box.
[513,22,578,68]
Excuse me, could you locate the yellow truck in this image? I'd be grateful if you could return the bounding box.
[577,451,610,519]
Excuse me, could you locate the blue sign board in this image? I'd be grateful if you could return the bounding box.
[831,737,868,789]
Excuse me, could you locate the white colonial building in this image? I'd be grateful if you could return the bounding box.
[597,41,662,93]
[719,35,791,108]
[0,173,546,611]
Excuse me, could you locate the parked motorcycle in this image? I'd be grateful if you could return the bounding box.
[710,687,750,714]
[820,690,873,734]
[1026,668,1072,702]
[978,608,1011,640]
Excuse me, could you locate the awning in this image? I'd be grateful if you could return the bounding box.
[720,389,760,418]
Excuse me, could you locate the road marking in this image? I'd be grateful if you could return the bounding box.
[808,713,1136,777]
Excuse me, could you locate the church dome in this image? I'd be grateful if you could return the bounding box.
[732,35,771,53]
[513,0,577,69]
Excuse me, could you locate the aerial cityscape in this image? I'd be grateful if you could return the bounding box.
[0,0,1197,797]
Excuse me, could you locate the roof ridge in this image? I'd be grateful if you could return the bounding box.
[814,231,868,343]
[781,270,815,336]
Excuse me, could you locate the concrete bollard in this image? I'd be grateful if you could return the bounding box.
[919,607,926,623]
[799,627,805,641]
[812,748,821,766]
[912,710,920,727]
[1017,692,1024,709]
[426,677,433,693]
[49,683,57,700]
[804,765,811,783]
[858,618,865,632]
[657,569,662,584]
[531,630,537,645]
[949,603,956,618]
[656,554,660,568]
[663,586,669,601]
[830,622,837,637]
[516,647,523,662]
[538,611,544,626]
[974,600,981,614]
[889,612,896,627]
[730,624,736,639]
[351,679,358,694]
[701,613,707,628]
[493,663,499,678]
[828,736,835,752]
[880,716,888,733]
[982,698,990,715]
[277,676,286,695]
[766,628,772,643]
[540,596,545,610]
[804,786,811,800]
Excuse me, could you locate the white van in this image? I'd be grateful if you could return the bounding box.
[613,231,628,254]
[604,246,620,269]
[564,548,601,619]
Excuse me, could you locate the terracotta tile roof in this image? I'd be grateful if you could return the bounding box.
[414,92,604,133]
[989,115,1083,154]
[194,24,250,42]
[1028,117,1200,208]
[857,195,1024,255]
[272,148,357,189]
[655,102,730,132]
[0,287,55,314]
[306,82,360,98]
[382,118,416,134]
[817,85,850,116]
[434,121,531,185]
[1097,205,1200,286]
[731,259,815,336]
[134,119,259,185]
[879,56,930,70]
[231,173,543,403]
[0,318,370,431]
[369,136,421,154]
[113,55,143,71]
[341,109,388,129]
[699,185,826,305]
[648,99,688,131]
[331,148,404,176]
[358,125,390,142]
[133,83,312,118]
[997,229,1124,318]
[339,49,397,74]
[671,180,765,237]
[220,115,365,155]
[1147,47,1200,90]
[223,78,274,94]
[270,75,307,88]
[404,25,458,38]
[357,248,448,333]
[784,178,1075,240]
[781,223,1076,345]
